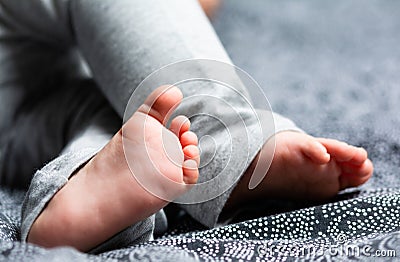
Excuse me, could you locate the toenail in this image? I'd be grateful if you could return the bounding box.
[185,159,198,169]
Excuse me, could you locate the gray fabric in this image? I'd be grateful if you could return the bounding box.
[20,147,100,242]
[0,0,300,252]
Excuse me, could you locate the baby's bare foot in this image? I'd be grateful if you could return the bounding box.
[227,132,373,208]
[28,86,199,251]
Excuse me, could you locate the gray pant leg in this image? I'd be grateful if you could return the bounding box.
[21,146,100,242]
[71,0,303,227]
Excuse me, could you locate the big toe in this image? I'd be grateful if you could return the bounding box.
[138,85,183,124]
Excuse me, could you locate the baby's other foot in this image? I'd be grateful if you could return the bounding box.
[227,132,373,207]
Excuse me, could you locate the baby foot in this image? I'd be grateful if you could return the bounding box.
[227,132,373,207]
[28,86,200,251]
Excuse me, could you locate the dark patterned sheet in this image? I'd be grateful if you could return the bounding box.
[1,0,400,261]
[0,188,399,261]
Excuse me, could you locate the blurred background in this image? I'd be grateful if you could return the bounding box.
[207,0,400,191]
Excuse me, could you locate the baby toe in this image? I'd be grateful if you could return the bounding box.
[183,145,200,165]
[182,160,199,184]
[302,140,331,164]
[170,115,190,137]
[180,131,198,148]
[348,147,368,165]
[339,159,373,189]
[317,138,355,162]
